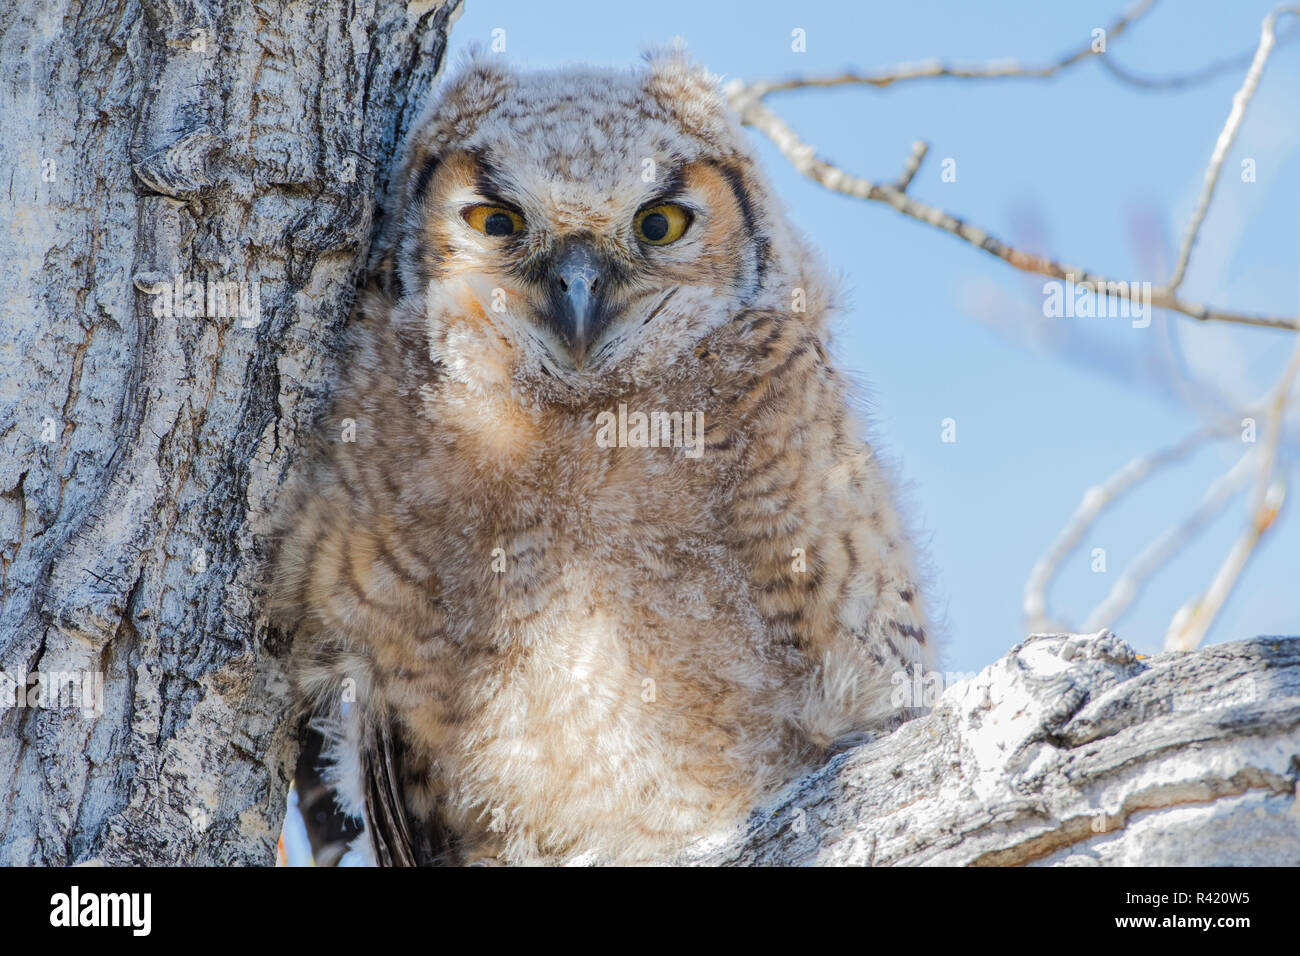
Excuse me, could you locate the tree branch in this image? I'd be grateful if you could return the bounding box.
[1022,421,1240,633]
[725,2,1300,333]
[1167,6,1300,292]
[1164,336,1300,650]
[1083,449,1255,632]
[739,0,1156,96]
[678,632,1300,866]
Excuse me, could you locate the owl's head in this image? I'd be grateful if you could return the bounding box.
[379,50,826,406]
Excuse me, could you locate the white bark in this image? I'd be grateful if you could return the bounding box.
[0,0,461,865]
[678,632,1300,866]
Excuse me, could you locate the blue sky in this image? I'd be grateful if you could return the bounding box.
[444,0,1299,673]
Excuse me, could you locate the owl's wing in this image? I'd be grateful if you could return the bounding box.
[361,717,419,867]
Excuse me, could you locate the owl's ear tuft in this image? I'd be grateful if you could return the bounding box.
[425,47,514,131]
[402,47,515,171]
[642,46,723,103]
[641,47,736,147]
[370,49,514,296]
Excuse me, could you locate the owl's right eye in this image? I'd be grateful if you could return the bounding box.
[463,204,524,237]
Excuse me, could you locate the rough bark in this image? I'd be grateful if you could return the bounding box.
[0,0,461,866]
[677,633,1300,866]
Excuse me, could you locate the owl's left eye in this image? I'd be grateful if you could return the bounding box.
[634,203,692,245]
[463,204,524,237]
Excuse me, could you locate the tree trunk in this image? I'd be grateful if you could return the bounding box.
[0,0,461,866]
[677,633,1300,866]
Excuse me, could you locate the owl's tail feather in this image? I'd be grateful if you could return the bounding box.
[362,719,421,866]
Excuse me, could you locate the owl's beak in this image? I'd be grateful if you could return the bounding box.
[549,243,605,369]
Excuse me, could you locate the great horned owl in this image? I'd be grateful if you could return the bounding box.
[271,51,933,866]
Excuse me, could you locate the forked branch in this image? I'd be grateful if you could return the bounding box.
[726,2,1300,333]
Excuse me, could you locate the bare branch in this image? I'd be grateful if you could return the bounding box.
[1083,449,1255,632]
[727,2,1300,333]
[727,2,1300,642]
[725,89,1300,332]
[1164,336,1300,650]
[892,139,929,193]
[742,0,1156,97]
[1099,18,1300,90]
[1022,422,1240,632]
[1167,6,1300,292]
[1163,480,1286,651]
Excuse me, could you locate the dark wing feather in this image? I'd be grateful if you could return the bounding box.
[362,718,419,867]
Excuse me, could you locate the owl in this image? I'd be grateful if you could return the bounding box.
[270,50,933,866]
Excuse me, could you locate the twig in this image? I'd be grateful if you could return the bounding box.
[726,2,1300,333]
[1099,18,1300,90]
[742,0,1157,97]
[892,140,929,193]
[1164,337,1300,650]
[1083,449,1255,631]
[1162,480,1286,651]
[1022,421,1240,631]
[726,89,1300,332]
[1166,6,1300,292]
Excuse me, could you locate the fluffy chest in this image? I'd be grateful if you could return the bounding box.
[394,394,816,857]
[423,494,809,859]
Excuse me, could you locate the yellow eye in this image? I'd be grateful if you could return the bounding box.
[463,204,524,237]
[634,203,692,245]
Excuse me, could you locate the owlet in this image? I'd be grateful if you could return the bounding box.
[271,51,933,866]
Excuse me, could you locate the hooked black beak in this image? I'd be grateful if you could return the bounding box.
[548,243,606,369]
